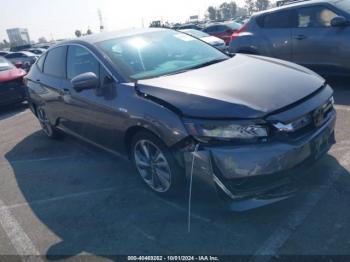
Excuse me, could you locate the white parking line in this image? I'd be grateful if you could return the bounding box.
[251,151,350,262]
[0,199,42,259]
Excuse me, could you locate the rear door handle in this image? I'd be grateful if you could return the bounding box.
[294,35,307,40]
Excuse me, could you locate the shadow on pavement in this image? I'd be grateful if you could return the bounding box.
[325,76,350,107]
[4,131,350,258]
[0,102,28,121]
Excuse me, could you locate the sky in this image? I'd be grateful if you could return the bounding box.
[0,0,246,43]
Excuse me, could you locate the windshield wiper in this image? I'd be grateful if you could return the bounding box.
[162,58,228,77]
[188,58,228,70]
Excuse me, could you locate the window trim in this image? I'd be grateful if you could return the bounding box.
[36,53,47,72]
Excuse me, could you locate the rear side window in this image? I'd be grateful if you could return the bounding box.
[216,25,228,32]
[36,54,46,72]
[260,10,295,28]
[204,26,217,33]
[67,45,100,80]
[43,46,67,78]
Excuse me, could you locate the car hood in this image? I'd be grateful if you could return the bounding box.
[137,54,325,119]
[0,68,26,83]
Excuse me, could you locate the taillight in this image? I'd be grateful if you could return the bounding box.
[230,23,249,42]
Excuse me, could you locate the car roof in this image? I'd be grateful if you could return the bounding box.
[53,28,168,47]
[16,51,36,56]
[253,0,337,16]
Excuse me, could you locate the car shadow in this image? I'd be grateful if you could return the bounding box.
[0,102,28,121]
[325,76,350,107]
[4,131,350,258]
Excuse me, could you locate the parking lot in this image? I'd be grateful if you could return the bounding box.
[0,78,349,260]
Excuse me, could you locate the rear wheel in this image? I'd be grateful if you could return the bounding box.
[131,131,184,196]
[37,106,61,139]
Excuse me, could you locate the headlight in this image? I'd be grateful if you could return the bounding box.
[184,119,268,141]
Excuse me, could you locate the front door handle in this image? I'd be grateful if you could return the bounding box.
[294,34,307,40]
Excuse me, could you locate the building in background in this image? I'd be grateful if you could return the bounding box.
[6,28,31,47]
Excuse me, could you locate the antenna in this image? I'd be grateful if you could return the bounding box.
[98,9,104,32]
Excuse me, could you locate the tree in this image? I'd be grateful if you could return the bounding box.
[38,37,47,43]
[208,6,217,21]
[87,29,92,35]
[220,2,231,20]
[236,6,248,17]
[75,30,82,38]
[245,0,255,15]
[216,8,222,20]
[228,2,237,18]
[255,0,270,11]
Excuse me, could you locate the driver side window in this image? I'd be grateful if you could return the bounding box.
[67,45,99,80]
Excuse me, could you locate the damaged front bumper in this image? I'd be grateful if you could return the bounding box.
[183,111,336,212]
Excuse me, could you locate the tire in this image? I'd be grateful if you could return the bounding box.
[131,131,184,196]
[37,106,61,139]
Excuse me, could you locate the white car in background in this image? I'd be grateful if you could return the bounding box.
[180,29,227,52]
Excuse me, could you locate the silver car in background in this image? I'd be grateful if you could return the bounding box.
[180,29,227,52]
[229,0,350,76]
[4,51,39,70]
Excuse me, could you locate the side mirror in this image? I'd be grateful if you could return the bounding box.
[71,72,99,92]
[331,16,348,27]
[15,61,23,68]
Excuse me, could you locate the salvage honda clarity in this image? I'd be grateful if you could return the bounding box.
[24,28,336,210]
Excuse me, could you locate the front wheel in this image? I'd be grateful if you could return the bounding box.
[131,131,184,196]
[37,106,61,139]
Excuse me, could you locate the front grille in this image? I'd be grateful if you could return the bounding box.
[270,97,334,141]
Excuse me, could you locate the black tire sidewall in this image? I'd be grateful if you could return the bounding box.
[130,131,184,197]
[37,106,61,139]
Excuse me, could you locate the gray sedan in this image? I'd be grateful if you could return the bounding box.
[25,28,336,211]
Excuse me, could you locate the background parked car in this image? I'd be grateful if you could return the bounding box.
[0,51,11,57]
[10,44,32,52]
[229,0,350,76]
[26,48,46,55]
[203,21,242,45]
[0,57,27,106]
[175,23,203,30]
[4,51,38,71]
[180,29,227,51]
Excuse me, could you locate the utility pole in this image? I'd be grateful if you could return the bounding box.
[98,9,104,32]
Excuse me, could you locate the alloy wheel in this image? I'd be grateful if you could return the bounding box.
[133,139,172,193]
[37,108,53,137]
